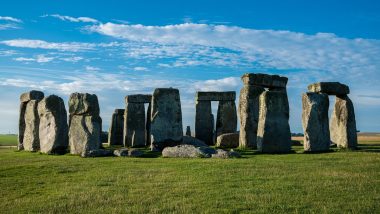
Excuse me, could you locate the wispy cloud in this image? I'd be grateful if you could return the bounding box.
[0,39,96,51]
[13,54,54,63]
[0,16,22,23]
[43,14,99,23]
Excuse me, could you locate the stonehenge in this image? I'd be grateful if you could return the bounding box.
[108,109,124,145]
[124,94,152,147]
[150,88,183,151]
[186,126,191,136]
[18,90,44,151]
[302,82,357,150]
[195,91,237,145]
[38,95,68,154]
[68,93,102,155]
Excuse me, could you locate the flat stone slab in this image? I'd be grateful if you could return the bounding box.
[241,73,288,88]
[125,94,152,103]
[162,145,216,158]
[216,133,239,148]
[308,82,350,95]
[196,91,236,101]
[20,90,44,103]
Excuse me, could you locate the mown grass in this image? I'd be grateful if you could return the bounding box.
[0,134,17,146]
[0,137,379,213]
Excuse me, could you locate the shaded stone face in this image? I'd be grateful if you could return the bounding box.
[195,100,214,145]
[186,126,191,136]
[308,82,349,95]
[196,91,236,101]
[330,95,357,149]
[146,103,152,146]
[150,88,183,151]
[241,73,288,88]
[68,93,99,116]
[124,102,146,147]
[302,93,330,152]
[257,91,291,153]
[216,132,239,148]
[216,100,237,137]
[108,109,124,146]
[20,90,44,103]
[38,95,68,154]
[125,94,152,103]
[23,100,40,151]
[238,85,265,149]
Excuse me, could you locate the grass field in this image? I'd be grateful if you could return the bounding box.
[0,135,379,213]
[0,134,17,146]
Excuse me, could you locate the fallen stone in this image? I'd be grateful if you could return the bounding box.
[216,100,237,137]
[150,88,183,150]
[114,148,129,157]
[182,136,208,147]
[307,82,350,95]
[38,95,68,154]
[128,148,144,157]
[302,92,331,152]
[81,149,114,158]
[216,133,239,148]
[68,93,100,115]
[162,145,215,158]
[330,95,358,149]
[257,91,291,153]
[195,100,214,145]
[196,91,236,101]
[238,85,265,148]
[241,73,288,88]
[211,149,241,158]
[23,100,40,152]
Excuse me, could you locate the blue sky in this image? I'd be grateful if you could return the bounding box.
[0,0,379,134]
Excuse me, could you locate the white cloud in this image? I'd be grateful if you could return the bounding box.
[133,66,148,71]
[13,54,54,63]
[85,65,101,71]
[0,39,96,51]
[0,23,20,30]
[61,56,84,62]
[0,16,22,23]
[43,14,99,23]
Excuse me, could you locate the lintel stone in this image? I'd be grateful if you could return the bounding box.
[241,73,288,88]
[125,94,152,103]
[196,91,236,101]
[308,82,350,95]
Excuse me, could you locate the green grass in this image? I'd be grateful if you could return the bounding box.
[0,140,379,213]
[0,134,17,146]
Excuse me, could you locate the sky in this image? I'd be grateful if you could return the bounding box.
[0,0,379,134]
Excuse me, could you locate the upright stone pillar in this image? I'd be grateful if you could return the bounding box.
[124,103,146,147]
[150,88,183,150]
[108,109,124,146]
[19,90,44,151]
[38,95,68,154]
[68,93,102,155]
[216,100,237,137]
[330,95,358,149]
[195,100,214,145]
[186,126,191,136]
[257,91,291,153]
[302,92,330,152]
[146,102,152,146]
[238,85,264,148]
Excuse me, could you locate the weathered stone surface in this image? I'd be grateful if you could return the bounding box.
[108,109,124,146]
[242,73,288,88]
[257,91,291,153]
[308,82,350,95]
[68,93,99,115]
[216,101,237,137]
[196,91,236,101]
[216,133,239,148]
[211,149,241,158]
[150,88,183,151]
[20,90,44,103]
[23,100,40,152]
[38,95,68,154]
[302,92,330,152]
[124,102,146,147]
[146,103,151,146]
[162,145,216,158]
[81,149,113,158]
[330,95,358,149]
[186,126,191,136]
[69,115,102,154]
[182,136,208,147]
[195,100,214,145]
[128,148,144,157]
[125,94,152,103]
[238,85,265,148]
[114,148,129,157]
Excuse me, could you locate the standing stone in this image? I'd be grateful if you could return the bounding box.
[238,85,265,148]
[302,93,330,152]
[257,91,291,153]
[330,95,358,149]
[150,88,183,150]
[124,102,146,147]
[68,93,102,155]
[146,102,152,146]
[108,109,124,146]
[23,100,41,151]
[18,90,44,151]
[38,95,68,154]
[216,100,237,137]
[195,100,214,145]
[186,126,191,136]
